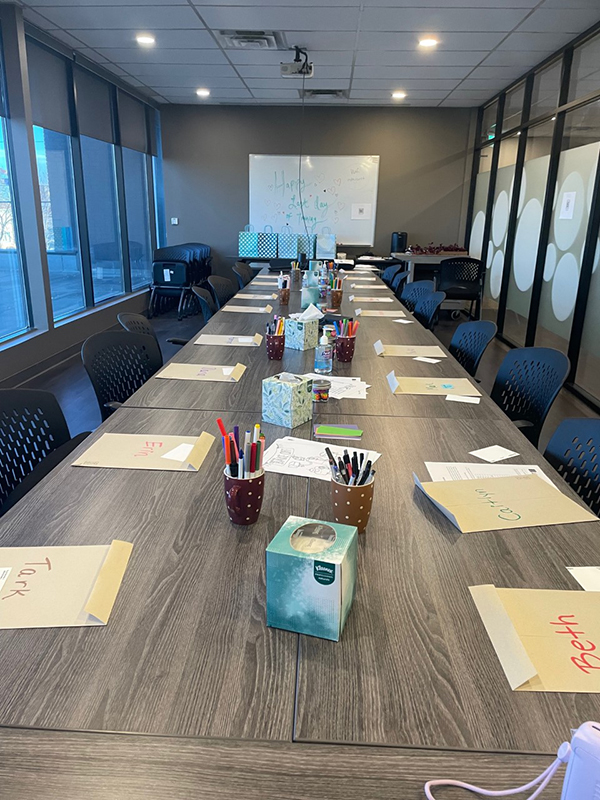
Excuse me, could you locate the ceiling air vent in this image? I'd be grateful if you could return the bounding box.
[216,30,287,50]
[300,89,348,99]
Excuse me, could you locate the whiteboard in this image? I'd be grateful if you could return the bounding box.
[249,155,380,246]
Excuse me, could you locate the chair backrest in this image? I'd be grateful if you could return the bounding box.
[382,265,401,285]
[0,389,71,509]
[438,257,484,288]
[208,275,236,309]
[192,286,216,322]
[82,331,163,421]
[448,320,497,377]
[544,418,600,516]
[232,262,253,289]
[391,269,410,294]
[413,291,446,330]
[117,312,158,345]
[399,280,435,312]
[490,346,570,447]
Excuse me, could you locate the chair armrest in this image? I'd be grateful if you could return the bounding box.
[104,401,123,412]
[513,419,534,430]
[166,337,190,346]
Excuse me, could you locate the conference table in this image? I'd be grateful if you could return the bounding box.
[0,264,597,798]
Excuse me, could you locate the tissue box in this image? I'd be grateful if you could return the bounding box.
[262,373,313,428]
[285,317,319,350]
[266,515,358,641]
[301,287,320,309]
[305,270,320,287]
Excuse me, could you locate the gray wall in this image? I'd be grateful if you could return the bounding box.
[161,104,477,276]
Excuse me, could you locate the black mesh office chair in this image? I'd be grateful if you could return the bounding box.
[232,262,254,289]
[490,347,570,447]
[117,312,188,348]
[544,418,600,516]
[0,389,89,517]
[448,320,497,377]
[382,265,402,286]
[82,332,163,421]
[192,286,216,323]
[413,291,446,331]
[208,276,236,309]
[437,257,485,319]
[399,280,435,313]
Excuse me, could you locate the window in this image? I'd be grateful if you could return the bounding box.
[502,83,525,132]
[468,143,494,263]
[80,135,124,303]
[570,33,600,104]
[0,118,28,342]
[33,126,85,321]
[530,60,562,121]
[123,147,152,289]
[480,101,498,142]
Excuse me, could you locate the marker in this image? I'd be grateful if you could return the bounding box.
[233,425,240,450]
[244,430,252,451]
[217,418,227,438]
[250,442,257,476]
[253,423,261,443]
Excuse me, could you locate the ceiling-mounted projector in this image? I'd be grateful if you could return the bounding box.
[281,46,313,78]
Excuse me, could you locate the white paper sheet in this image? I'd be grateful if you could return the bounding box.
[446,394,481,404]
[424,461,554,486]
[567,566,600,591]
[413,356,441,364]
[301,374,369,399]
[469,445,519,463]
[161,443,194,462]
[262,436,381,481]
[396,319,414,324]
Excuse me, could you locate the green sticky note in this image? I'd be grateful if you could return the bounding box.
[316,426,363,437]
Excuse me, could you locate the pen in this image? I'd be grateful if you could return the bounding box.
[351,452,359,476]
[358,460,372,485]
[238,452,245,479]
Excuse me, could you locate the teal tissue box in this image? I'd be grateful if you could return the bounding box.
[266,516,358,641]
[306,270,320,286]
[285,317,319,349]
[262,373,313,429]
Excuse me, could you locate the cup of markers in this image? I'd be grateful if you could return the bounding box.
[266,315,285,360]
[334,319,359,362]
[325,446,375,534]
[218,418,266,526]
[329,275,343,309]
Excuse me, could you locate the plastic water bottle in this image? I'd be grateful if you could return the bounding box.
[314,333,333,374]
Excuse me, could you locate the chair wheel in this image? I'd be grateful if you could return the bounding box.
[451,310,461,320]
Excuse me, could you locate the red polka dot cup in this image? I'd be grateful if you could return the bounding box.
[224,468,265,525]
[331,476,374,534]
[266,334,285,360]
[335,335,356,362]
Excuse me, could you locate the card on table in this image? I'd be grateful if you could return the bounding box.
[156,363,246,382]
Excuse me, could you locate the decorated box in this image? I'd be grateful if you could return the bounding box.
[266,515,358,641]
[262,373,313,429]
[284,317,319,350]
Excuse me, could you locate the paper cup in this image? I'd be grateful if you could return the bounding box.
[224,468,265,525]
[331,477,374,534]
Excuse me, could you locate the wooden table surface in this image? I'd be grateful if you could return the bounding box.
[0,266,595,789]
[0,726,563,800]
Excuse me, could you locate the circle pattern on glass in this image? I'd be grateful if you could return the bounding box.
[513,198,542,292]
[492,190,509,247]
[469,211,485,260]
[551,252,579,322]
[518,170,527,216]
[490,250,504,299]
[553,171,585,251]
[544,243,557,282]
[487,241,494,269]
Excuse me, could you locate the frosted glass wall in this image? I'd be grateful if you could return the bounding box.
[468,144,493,261]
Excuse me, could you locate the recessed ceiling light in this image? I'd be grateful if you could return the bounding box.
[392,91,407,100]
[196,88,211,98]
[136,34,155,46]
[419,37,439,48]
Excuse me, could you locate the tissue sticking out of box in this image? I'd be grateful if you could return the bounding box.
[277,372,302,383]
[289,304,324,322]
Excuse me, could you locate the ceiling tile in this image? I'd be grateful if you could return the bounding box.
[459,78,514,90]
[77,47,110,63]
[67,29,217,48]
[466,66,528,79]
[357,31,506,50]
[497,31,574,50]
[352,78,461,90]
[542,0,600,6]
[445,89,495,99]
[354,50,488,67]
[32,5,204,30]
[251,88,301,98]
[353,65,472,80]
[28,0,188,4]
[196,5,360,32]
[480,50,540,67]
[244,77,350,90]
[94,48,228,65]
[22,7,57,28]
[227,49,354,66]
[282,31,356,51]
[361,7,530,32]
[516,8,600,33]
[35,27,89,48]
[144,76,246,89]
[439,97,480,106]
[160,87,253,99]
[125,63,237,78]
[350,89,449,99]
[237,65,351,80]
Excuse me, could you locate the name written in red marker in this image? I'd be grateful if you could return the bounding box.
[134,440,163,457]
[550,614,600,674]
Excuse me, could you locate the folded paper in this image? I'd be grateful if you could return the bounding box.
[237,293,277,300]
[73,432,214,472]
[356,309,405,317]
[221,304,273,314]
[350,296,393,303]
[470,584,600,692]
[414,472,597,533]
[469,445,519,463]
[374,341,446,358]
[387,373,480,397]
[194,333,263,347]
[0,540,132,629]
[156,363,246,382]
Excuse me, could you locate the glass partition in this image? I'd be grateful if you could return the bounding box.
[123,147,152,290]
[468,143,494,263]
[570,32,600,103]
[530,60,562,121]
[503,83,525,132]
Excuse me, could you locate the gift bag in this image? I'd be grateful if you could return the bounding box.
[238,225,258,258]
[278,224,299,259]
[316,226,336,259]
[297,233,316,260]
[257,225,278,259]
